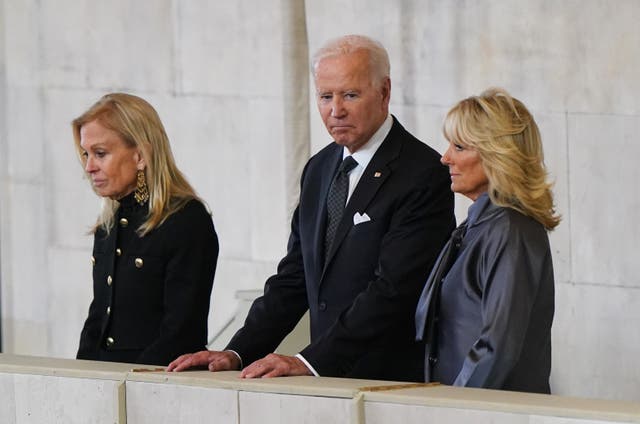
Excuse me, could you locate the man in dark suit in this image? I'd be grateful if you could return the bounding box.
[168,34,455,381]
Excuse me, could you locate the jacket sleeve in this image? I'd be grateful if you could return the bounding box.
[137,201,219,365]
[76,298,102,359]
[77,231,109,360]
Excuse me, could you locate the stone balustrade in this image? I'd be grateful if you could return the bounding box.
[1,353,638,423]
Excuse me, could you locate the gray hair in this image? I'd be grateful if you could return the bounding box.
[311,34,390,86]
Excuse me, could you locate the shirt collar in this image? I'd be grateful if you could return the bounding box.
[466,192,491,228]
[342,114,392,169]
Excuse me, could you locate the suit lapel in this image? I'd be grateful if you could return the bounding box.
[322,119,404,273]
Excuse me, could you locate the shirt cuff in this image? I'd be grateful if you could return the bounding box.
[225,350,243,370]
[295,353,319,377]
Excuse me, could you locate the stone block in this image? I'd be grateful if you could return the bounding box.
[0,373,17,423]
[43,88,104,248]
[365,402,528,424]
[551,282,640,401]
[307,1,640,115]
[126,381,237,424]
[156,94,253,259]
[5,86,43,181]
[567,113,640,287]
[39,0,174,91]
[239,391,352,424]
[531,417,618,424]
[247,98,288,262]
[176,0,284,97]
[3,0,39,85]
[0,373,122,423]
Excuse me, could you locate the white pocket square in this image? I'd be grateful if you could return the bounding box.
[353,212,371,225]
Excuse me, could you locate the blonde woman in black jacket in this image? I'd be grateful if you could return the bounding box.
[73,93,218,366]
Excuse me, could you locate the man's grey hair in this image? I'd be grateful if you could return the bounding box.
[311,34,390,86]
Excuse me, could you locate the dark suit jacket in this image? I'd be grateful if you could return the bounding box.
[77,194,218,366]
[227,117,455,381]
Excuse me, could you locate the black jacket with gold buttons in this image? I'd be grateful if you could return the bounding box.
[77,193,218,366]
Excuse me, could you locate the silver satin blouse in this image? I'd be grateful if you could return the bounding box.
[427,193,555,393]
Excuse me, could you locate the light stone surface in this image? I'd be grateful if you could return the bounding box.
[567,113,640,287]
[2,182,48,355]
[2,0,640,405]
[239,391,353,424]
[176,0,284,97]
[365,403,622,424]
[126,380,237,424]
[1,355,639,424]
[551,282,640,401]
[365,402,529,424]
[530,418,620,424]
[1,373,123,424]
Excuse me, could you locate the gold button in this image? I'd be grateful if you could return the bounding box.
[135,258,144,268]
[107,275,113,286]
[106,337,114,347]
[119,218,128,227]
[90,256,95,266]
[106,306,111,315]
[116,248,122,256]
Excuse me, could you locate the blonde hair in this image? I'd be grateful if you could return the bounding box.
[443,88,560,230]
[72,92,202,236]
[311,34,390,88]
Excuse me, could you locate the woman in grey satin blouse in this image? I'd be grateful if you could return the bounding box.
[415,88,560,393]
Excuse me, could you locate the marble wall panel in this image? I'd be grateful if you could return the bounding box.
[156,94,253,259]
[239,391,352,424]
[247,98,288,261]
[307,1,640,116]
[2,182,48,354]
[3,0,39,86]
[5,86,44,181]
[126,381,237,424]
[305,0,399,56]
[567,114,640,287]
[37,1,88,87]
[176,0,284,97]
[39,0,174,91]
[551,282,640,401]
[43,88,104,249]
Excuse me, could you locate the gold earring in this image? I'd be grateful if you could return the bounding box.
[134,169,149,205]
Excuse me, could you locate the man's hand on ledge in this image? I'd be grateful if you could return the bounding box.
[167,350,240,372]
[240,353,313,378]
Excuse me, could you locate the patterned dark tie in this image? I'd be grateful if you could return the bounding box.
[415,222,467,379]
[324,155,358,264]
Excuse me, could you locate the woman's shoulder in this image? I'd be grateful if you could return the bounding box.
[481,206,548,249]
[167,198,212,225]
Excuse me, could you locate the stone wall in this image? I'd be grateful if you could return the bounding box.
[1,0,639,401]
